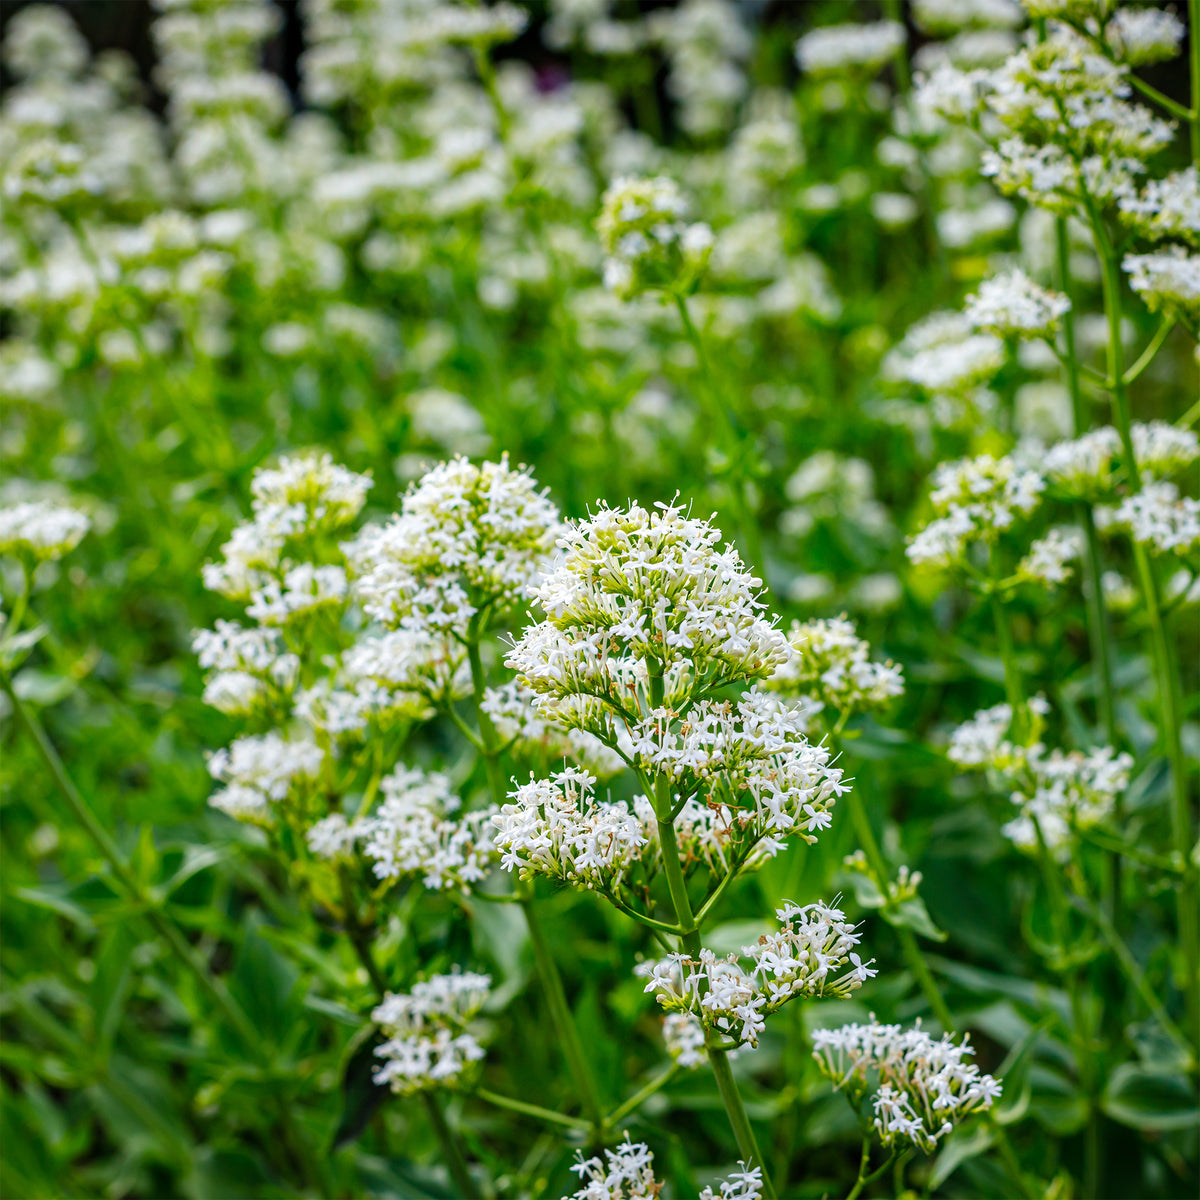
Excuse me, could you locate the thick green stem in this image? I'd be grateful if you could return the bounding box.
[422,1091,480,1200]
[1095,236,1199,1051]
[707,1047,776,1198]
[1190,0,1200,162]
[464,623,606,1132]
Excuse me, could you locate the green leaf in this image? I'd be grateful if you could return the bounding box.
[14,887,98,935]
[929,1123,994,1190]
[1102,1063,1199,1132]
[332,1029,387,1150]
[91,924,137,1061]
[882,895,947,942]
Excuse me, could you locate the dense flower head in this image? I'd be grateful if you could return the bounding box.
[1017,526,1083,586]
[359,765,498,891]
[640,899,873,1048]
[249,451,372,530]
[766,617,904,715]
[1103,6,1185,67]
[663,1011,707,1068]
[908,453,1044,569]
[883,311,1005,394]
[564,1136,660,1200]
[343,455,562,637]
[1106,482,1200,556]
[949,702,1131,856]
[192,619,299,715]
[964,267,1070,337]
[812,1018,1002,1153]
[794,22,905,77]
[372,971,491,1096]
[0,500,91,561]
[1119,167,1200,246]
[509,500,788,719]
[699,1163,764,1200]
[207,731,324,823]
[1122,246,1200,314]
[596,175,713,299]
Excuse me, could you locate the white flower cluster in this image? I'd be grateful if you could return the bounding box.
[812,1018,1002,1153]
[1043,421,1199,499]
[372,971,491,1096]
[964,267,1070,338]
[795,21,905,77]
[358,766,498,891]
[662,1011,707,1068]
[207,731,324,823]
[1119,167,1200,245]
[596,175,714,299]
[948,703,1132,856]
[0,500,91,562]
[766,617,904,715]
[908,453,1044,569]
[1016,526,1083,586]
[640,900,874,1048]
[1107,482,1200,557]
[699,1163,764,1200]
[203,451,371,603]
[564,1136,660,1200]
[883,311,1005,395]
[1122,247,1200,315]
[493,767,646,891]
[191,619,299,716]
[1103,6,1186,67]
[343,455,561,637]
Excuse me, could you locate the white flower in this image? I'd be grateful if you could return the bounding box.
[813,1018,1001,1153]
[362,766,498,891]
[343,455,561,637]
[1043,427,1123,499]
[207,731,324,823]
[372,971,491,1096]
[596,176,712,299]
[246,563,348,625]
[1017,527,1083,586]
[1119,167,1200,246]
[663,1012,707,1068]
[640,899,872,1048]
[307,812,367,859]
[795,22,905,77]
[767,618,904,714]
[1123,246,1200,314]
[1104,7,1185,66]
[1109,482,1200,555]
[884,312,1004,394]
[565,1135,660,1200]
[964,268,1070,337]
[699,1162,764,1200]
[250,451,371,529]
[0,500,90,561]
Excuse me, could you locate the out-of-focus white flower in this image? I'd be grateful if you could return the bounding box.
[964,268,1070,337]
[1119,167,1200,246]
[1108,482,1200,556]
[813,1018,1001,1153]
[1017,526,1083,586]
[795,22,905,77]
[0,500,90,561]
[208,731,324,823]
[884,312,1004,394]
[1104,7,1185,66]
[1123,246,1200,315]
[766,617,904,715]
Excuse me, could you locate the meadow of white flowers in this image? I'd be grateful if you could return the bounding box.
[1,2,1197,1198]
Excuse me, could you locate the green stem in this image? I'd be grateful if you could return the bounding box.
[605,1063,679,1126]
[463,619,607,1133]
[475,1088,591,1132]
[844,1138,873,1200]
[1127,73,1194,123]
[422,1091,480,1200]
[1095,234,1199,1052]
[707,1046,776,1200]
[1192,0,1200,161]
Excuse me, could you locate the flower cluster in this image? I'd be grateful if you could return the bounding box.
[0,499,91,562]
[949,702,1132,856]
[564,1136,763,1200]
[964,267,1070,338]
[343,455,561,637]
[1016,526,1083,586]
[766,617,904,715]
[795,21,905,77]
[207,731,324,823]
[883,311,1005,396]
[1105,482,1200,557]
[355,766,498,891]
[812,1018,1002,1153]
[372,971,491,1096]
[640,900,873,1048]
[596,176,714,300]
[908,453,1044,569]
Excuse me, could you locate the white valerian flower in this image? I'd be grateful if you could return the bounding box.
[948,702,1131,856]
[964,268,1070,338]
[1043,427,1123,499]
[596,175,712,299]
[361,765,498,891]
[207,731,324,823]
[812,1018,1002,1153]
[372,971,491,1096]
[192,619,300,715]
[307,812,367,860]
[908,453,1045,569]
[1119,167,1200,246]
[663,1012,707,1068]
[640,900,873,1048]
[699,1162,764,1200]
[1123,246,1200,315]
[795,22,905,77]
[883,311,1005,394]
[250,451,372,529]
[1131,421,1200,479]
[1017,527,1083,586]
[343,455,561,637]
[912,0,1021,36]
[564,1135,661,1200]
[766,617,904,715]
[246,563,349,625]
[1104,6,1185,67]
[1108,482,1200,556]
[0,500,91,561]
